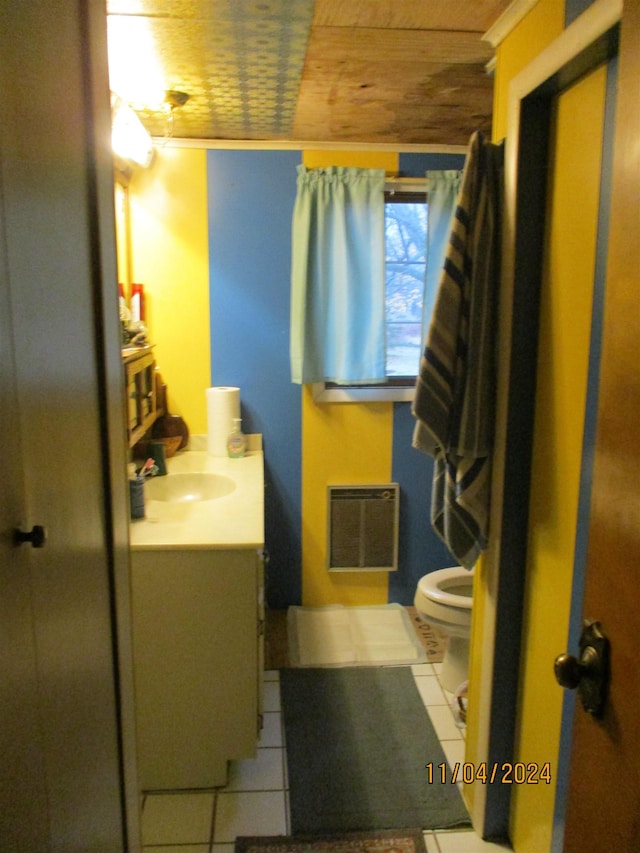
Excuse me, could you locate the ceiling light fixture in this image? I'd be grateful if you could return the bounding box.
[162,90,190,141]
[111,93,154,169]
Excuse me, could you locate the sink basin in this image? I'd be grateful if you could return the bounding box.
[145,472,235,503]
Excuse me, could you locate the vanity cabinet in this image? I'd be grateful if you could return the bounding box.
[123,347,158,447]
[130,548,264,791]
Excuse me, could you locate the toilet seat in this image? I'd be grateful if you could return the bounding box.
[414,567,474,634]
[418,566,474,609]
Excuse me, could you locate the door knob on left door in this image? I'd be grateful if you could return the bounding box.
[554,619,610,719]
[14,525,47,548]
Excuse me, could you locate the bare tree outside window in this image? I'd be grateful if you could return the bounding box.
[384,196,427,376]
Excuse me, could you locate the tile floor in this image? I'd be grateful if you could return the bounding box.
[140,662,512,852]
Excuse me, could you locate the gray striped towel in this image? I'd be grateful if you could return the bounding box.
[412,131,504,569]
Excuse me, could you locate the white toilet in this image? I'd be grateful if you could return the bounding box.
[414,566,475,694]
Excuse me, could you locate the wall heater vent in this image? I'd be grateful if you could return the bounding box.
[327,484,399,572]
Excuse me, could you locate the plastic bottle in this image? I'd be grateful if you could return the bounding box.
[128,462,145,519]
[226,418,246,458]
[131,283,145,323]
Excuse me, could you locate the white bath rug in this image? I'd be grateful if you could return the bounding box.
[287,603,427,667]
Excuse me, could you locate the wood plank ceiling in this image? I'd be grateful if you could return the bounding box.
[106,0,512,147]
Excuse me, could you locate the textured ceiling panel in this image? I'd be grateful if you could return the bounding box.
[108,0,315,140]
[106,0,511,146]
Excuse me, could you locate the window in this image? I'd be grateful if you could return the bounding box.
[314,182,428,403]
[384,190,427,378]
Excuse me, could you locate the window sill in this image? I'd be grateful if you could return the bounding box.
[311,382,415,404]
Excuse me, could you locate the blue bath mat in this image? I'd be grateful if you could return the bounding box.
[280,666,470,833]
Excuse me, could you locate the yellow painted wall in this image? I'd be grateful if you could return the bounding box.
[492,0,566,142]
[127,147,210,434]
[114,183,129,290]
[464,1,566,822]
[300,149,398,606]
[509,65,606,853]
[302,150,397,172]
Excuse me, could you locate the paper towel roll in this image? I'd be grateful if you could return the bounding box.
[206,386,240,456]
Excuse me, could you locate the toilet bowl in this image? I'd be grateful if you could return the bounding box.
[414,566,474,694]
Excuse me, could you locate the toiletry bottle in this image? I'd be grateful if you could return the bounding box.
[131,282,145,323]
[128,462,145,519]
[149,440,167,475]
[226,418,246,458]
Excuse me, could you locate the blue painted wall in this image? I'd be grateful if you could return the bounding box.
[399,151,467,173]
[207,149,302,607]
[207,148,465,608]
[565,0,597,27]
[389,402,458,604]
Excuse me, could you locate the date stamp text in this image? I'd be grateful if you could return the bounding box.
[425,762,552,785]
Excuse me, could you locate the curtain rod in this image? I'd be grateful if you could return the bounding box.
[385,174,428,182]
[384,176,429,193]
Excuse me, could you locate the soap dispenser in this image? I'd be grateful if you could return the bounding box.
[226,418,246,458]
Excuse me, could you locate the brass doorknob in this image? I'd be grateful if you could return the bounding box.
[554,620,609,718]
[554,647,599,690]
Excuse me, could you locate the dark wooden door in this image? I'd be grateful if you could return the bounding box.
[563,1,640,849]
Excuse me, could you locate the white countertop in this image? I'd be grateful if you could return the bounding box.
[129,448,264,550]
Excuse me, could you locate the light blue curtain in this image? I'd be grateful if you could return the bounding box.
[290,164,386,385]
[422,170,463,343]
